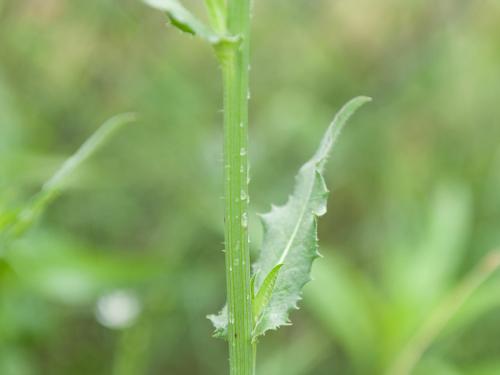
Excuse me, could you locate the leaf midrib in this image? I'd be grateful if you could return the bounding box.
[276,163,317,266]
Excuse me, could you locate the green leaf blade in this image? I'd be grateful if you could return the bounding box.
[8,113,135,239]
[144,0,222,44]
[252,96,371,337]
[253,264,283,327]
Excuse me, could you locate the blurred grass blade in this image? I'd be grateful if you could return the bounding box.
[258,330,330,375]
[388,250,500,375]
[446,269,500,333]
[0,210,17,233]
[412,183,472,303]
[460,360,500,375]
[6,231,163,305]
[413,358,462,375]
[305,253,378,374]
[8,113,135,238]
[144,0,224,44]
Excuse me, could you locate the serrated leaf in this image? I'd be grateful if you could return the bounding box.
[144,0,225,44]
[208,97,371,339]
[253,264,283,327]
[252,96,371,337]
[5,113,135,241]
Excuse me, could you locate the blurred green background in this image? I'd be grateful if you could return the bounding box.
[1,0,500,374]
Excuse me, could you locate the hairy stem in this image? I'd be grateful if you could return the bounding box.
[219,0,253,373]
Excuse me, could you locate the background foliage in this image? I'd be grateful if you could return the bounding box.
[0,0,499,374]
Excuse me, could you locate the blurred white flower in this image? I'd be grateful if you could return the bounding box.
[95,290,141,329]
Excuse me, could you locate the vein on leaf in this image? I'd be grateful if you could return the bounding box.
[277,163,318,265]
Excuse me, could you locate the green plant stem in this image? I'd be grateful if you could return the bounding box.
[220,0,254,374]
